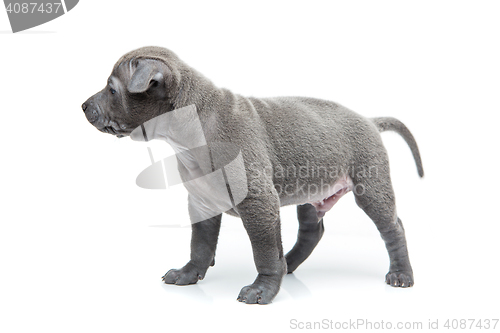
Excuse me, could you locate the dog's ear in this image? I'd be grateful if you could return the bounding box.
[127,59,168,94]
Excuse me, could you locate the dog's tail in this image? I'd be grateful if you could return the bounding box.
[371,117,424,178]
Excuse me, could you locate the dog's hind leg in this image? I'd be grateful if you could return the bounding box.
[285,204,325,273]
[353,162,414,287]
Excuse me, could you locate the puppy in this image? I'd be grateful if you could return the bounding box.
[83,46,423,304]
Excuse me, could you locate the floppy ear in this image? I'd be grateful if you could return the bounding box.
[127,60,165,93]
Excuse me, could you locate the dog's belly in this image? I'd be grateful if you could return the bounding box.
[307,175,353,217]
[277,174,353,213]
[224,175,353,218]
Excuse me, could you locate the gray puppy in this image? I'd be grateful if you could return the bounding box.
[82,46,423,304]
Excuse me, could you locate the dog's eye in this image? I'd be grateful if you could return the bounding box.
[110,88,116,95]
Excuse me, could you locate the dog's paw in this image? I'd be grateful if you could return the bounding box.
[162,262,205,285]
[237,274,282,304]
[237,284,274,304]
[385,271,414,288]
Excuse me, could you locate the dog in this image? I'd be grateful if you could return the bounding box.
[82,46,423,304]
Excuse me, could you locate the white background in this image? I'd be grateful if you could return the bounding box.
[1,1,499,332]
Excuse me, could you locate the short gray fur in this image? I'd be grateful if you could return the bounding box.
[82,46,424,304]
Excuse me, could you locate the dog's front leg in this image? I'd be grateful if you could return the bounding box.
[162,197,221,285]
[236,188,287,304]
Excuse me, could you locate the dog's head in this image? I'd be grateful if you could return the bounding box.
[82,47,181,137]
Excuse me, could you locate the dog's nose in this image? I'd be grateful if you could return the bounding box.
[82,103,87,112]
[85,108,100,124]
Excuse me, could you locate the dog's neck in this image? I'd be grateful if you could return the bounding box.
[171,68,225,121]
